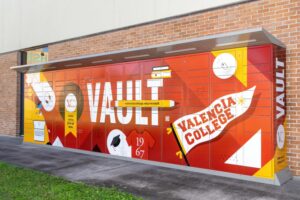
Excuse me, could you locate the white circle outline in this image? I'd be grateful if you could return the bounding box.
[65,93,77,112]
[213,53,237,79]
[276,124,285,149]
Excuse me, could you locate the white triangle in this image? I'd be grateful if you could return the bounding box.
[53,137,64,147]
[225,129,261,168]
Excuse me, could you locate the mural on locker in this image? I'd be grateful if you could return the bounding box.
[24,45,287,179]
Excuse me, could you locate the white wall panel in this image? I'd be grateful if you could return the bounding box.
[0,0,252,53]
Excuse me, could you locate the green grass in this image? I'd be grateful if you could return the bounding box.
[0,162,141,200]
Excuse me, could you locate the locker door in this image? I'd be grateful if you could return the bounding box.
[64,69,79,149]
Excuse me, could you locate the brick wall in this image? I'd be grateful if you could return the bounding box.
[48,0,300,175]
[0,0,299,175]
[0,52,20,136]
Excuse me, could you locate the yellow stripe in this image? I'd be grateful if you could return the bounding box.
[151,70,172,79]
[172,124,187,155]
[116,100,174,108]
[23,98,49,144]
[253,158,274,179]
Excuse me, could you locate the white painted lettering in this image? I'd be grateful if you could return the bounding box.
[87,83,100,122]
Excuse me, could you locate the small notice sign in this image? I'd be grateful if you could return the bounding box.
[33,121,45,141]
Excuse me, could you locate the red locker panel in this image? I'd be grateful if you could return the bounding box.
[23,45,287,180]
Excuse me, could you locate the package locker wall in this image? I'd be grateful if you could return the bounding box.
[23,44,287,182]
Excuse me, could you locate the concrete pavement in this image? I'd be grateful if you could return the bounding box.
[0,135,299,200]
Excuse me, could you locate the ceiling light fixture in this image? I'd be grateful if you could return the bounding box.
[124,54,150,59]
[216,39,257,47]
[164,47,197,54]
[64,63,82,67]
[91,59,113,64]
[44,66,57,70]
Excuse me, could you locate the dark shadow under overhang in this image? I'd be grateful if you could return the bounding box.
[11,28,285,73]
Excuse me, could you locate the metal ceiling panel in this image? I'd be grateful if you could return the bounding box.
[11,28,285,73]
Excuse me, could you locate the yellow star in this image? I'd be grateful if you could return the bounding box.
[238,96,245,105]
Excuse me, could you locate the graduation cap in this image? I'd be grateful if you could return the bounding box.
[111,135,121,149]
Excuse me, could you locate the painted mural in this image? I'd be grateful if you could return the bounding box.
[24,45,287,180]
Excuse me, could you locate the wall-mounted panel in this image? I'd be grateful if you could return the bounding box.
[0,0,253,53]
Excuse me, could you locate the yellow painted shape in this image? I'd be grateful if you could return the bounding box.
[23,98,49,144]
[116,100,174,108]
[40,73,48,82]
[176,151,183,159]
[172,124,187,155]
[212,47,248,87]
[151,70,172,79]
[65,109,77,137]
[253,158,275,179]
[166,128,172,135]
[24,72,51,144]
